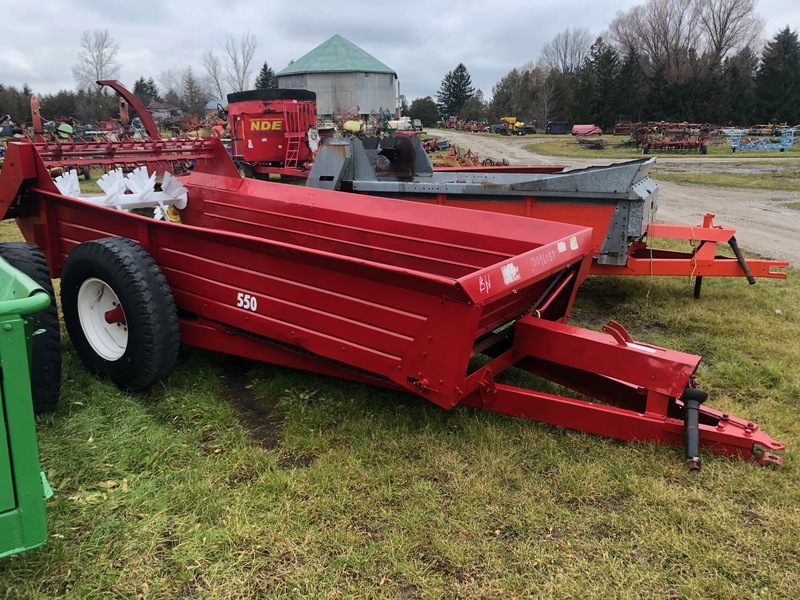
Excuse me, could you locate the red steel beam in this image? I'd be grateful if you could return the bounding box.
[461,316,785,462]
[593,213,788,279]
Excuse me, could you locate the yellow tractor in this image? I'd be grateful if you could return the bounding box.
[499,116,526,135]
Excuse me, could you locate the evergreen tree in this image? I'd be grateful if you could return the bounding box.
[133,77,162,105]
[36,88,119,125]
[399,95,410,116]
[74,89,119,124]
[181,68,211,116]
[615,49,645,122]
[254,62,278,90]
[589,40,620,128]
[723,46,758,125]
[436,63,475,117]
[488,68,534,122]
[548,70,578,123]
[0,84,31,123]
[164,89,182,109]
[571,38,621,126]
[645,64,673,120]
[39,90,78,121]
[571,60,595,124]
[407,96,439,127]
[755,27,800,124]
[459,90,488,123]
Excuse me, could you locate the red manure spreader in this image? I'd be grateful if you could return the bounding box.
[0,88,785,469]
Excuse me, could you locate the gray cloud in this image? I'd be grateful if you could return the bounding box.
[2,0,797,101]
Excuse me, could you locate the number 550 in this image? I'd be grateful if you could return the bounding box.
[236,292,258,312]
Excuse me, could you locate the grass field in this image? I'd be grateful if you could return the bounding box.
[651,170,800,192]
[521,137,799,192]
[524,136,798,160]
[1,223,799,597]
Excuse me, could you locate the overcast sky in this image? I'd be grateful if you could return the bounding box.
[1,0,797,103]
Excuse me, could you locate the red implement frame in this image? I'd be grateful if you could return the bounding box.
[0,137,785,467]
[396,197,787,286]
[305,137,788,289]
[27,80,215,175]
[23,135,221,176]
[593,213,787,296]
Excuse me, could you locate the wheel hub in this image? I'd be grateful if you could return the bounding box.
[77,277,128,360]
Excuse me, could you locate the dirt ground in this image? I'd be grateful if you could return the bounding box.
[426,128,800,266]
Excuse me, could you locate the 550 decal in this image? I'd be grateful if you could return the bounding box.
[236,292,258,312]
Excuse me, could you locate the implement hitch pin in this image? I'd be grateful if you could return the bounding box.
[682,387,709,470]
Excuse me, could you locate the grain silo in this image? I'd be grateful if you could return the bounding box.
[277,34,399,120]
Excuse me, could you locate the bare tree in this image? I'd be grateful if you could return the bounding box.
[72,29,121,90]
[201,50,226,100]
[540,28,593,73]
[201,34,258,97]
[695,0,764,65]
[159,69,182,96]
[609,0,701,81]
[609,0,762,82]
[530,64,558,130]
[222,33,257,92]
[158,69,184,106]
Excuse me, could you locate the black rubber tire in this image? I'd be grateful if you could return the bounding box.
[61,237,180,391]
[700,144,708,155]
[80,165,92,180]
[642,143,650,155]
[0,243,62,413]
[238,162,255,179]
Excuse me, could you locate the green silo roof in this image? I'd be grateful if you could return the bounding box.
[278,34,396,76]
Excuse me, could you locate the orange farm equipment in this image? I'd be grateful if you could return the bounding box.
[307,135,787,297]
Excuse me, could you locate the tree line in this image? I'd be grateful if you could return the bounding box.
[1,30,280,126]
[3,1,798,131]
[413,0,800,129]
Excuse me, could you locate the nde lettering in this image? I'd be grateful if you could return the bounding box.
[250,119,283,131]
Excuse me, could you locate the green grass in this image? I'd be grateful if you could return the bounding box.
[2,228,800,597]
[528,138,798,159]
[652,171,800,192]
[78,169,104,195]
[525,138,800,191]
[523,138,662,159]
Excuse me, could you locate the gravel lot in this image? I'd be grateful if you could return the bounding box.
[426,128,800,266]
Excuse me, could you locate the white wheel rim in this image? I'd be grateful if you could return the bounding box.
[77,277,128,361]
